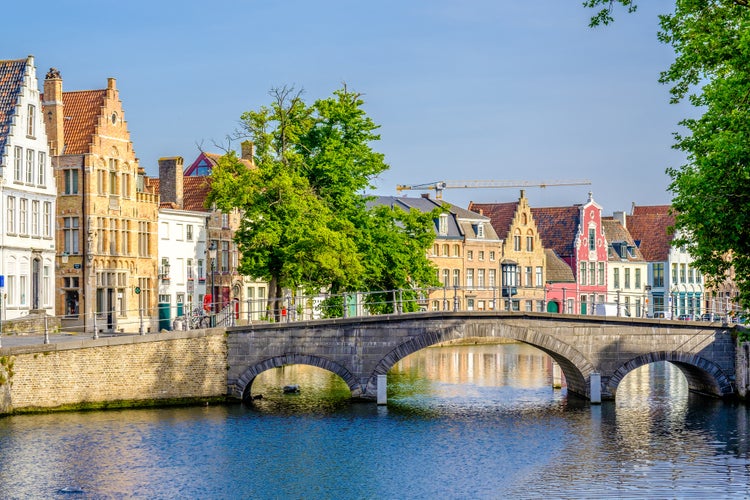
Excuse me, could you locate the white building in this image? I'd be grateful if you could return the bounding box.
[157,207,209,324]
[0,56,56,320]
[604,216,649,317]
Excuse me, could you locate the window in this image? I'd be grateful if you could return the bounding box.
[63,217,80,254]
[589,263,595,285]
[672,263,678,284]
[476,223,484,238]
[525,266,532,287]
[653,263,664,287]
[64,169,79,194]
[43,265,51,307]
[138,221,149,256]
[453,244,460,257]
[598,262,604,285]
[122,173,131,198]
[625,268,631,289]
[466,269,474,288]
[442,244,449,256]
[43,202,52,237]
[38,152,46,185]
[513,235,521,252]
[27,104,35,137]
[97,169,105,194]
[680,264,686,283]
[31,200,39,236]
[635,268,642,289]
[14,146,22,181]
[26,149,34,183]
[186,225,194,241]
[525,300,533,312]
[221,241,229,272]
[221,212,229,228]
[438,214,448,235]
[20,275,27,305]
[526,236,534,252]
[588,227,596,251]
[19,198,28,235]
[442,269,449,286]
[688,267,695,284]
[489,251,495,261]
[7,196,15,233]
[122,221,130,255]
[613,268,620,289]
[489,269,496,287]
[467,250,473,261]
[478,251,484,261]
[109,170,118,195]
[198,259,205,281]
[477,269,485,288]
[452,269,460,287]
[536,266,543,287]
[580,262,587,285]
[187,258,194,280]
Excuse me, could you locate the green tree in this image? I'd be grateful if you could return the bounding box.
[208,86,439,318]
[584,0,750,309]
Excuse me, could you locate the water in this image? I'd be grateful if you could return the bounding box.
[1,343,749,499]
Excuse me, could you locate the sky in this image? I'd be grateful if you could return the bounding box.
[5,0,686,214]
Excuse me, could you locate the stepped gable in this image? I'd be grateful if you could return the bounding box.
[530,206,581,258]
[0,58,26,158]
[627,211,675,262]
[469,201,518,238]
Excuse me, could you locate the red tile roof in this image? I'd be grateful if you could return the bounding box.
[60,89,107,155]
[632,205,671,216]
[531,206,581,258]
[183,176,212,212]
[0,58,27,159]
[468,201,518,239]
[626,212,676,261]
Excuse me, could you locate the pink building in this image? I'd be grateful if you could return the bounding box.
[531,193,608,314]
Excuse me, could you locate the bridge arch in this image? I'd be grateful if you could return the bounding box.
[607,352,736,398]
[233,354,360,403]
[365,320,597,399]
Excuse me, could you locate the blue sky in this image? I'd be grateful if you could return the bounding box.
[6,0,684,213]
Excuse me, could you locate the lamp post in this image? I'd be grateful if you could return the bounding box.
[208,241,216,327]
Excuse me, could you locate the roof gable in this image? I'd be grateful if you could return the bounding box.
[469,201,518,239]
[0,58,27,159]
[184,151,254,176]
[59,89,107,155]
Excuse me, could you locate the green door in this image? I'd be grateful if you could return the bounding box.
[547,301,559,313]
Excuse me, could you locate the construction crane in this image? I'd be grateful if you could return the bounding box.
[395,179,592,200]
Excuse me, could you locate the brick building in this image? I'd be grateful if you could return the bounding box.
[43,71,159,333]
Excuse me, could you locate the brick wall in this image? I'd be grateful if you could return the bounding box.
[0,330,227,414]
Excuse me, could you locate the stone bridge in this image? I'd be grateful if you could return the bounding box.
[226,311,739,403]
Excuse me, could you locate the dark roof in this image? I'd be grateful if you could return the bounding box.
[0,58,27,160]
[469,201,518,239]
[371,195,464,239]
[531,206,581,258]
[627,212,676,262]
[545,249,575,283]
[602,218,645,262]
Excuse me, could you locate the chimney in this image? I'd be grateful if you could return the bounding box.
[158,157,184,209]
[241,140,255,162]
[42,67,64,156]
[613,211,626,228]
[478,208,484,216]
[421,193,430,199]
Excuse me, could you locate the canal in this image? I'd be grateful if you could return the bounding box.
[0,343,748,499]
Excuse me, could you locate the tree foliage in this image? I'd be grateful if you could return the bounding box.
[208,86,439,317]
[585,0,750,309]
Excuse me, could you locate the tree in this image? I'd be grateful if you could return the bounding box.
[208,86,439,318]
[584,0,750,310]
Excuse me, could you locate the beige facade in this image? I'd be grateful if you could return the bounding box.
[44,72,158,333]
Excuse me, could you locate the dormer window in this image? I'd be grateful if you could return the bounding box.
[476,223,485,238]
[438,214,448,235]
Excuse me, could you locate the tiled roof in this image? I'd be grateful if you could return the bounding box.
[632,204,671,216]
[183,176,212,212]
[59,89,107,155]
[545,249,575,283]
[0,58,27,160]
[469,201,518,239]
[602,218,645,262]
[531,206,581,258]
[626,212,676,262]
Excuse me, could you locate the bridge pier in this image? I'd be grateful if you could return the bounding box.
[377,374,387,405]
[590,373,601,404]
[552,362,562,389]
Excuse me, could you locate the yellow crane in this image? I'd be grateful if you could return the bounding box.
[395,179,592,200]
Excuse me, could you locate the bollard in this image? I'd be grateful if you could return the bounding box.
[44,315,49,344]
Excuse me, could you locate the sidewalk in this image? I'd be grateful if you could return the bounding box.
[0,332,142,349]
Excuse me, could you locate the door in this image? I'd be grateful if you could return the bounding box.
[547,301,559,313]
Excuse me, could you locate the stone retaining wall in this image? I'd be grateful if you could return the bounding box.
[0,330,227,415]
[738,341,750,400]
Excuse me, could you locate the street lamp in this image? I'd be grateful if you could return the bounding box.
[208,241,217,327]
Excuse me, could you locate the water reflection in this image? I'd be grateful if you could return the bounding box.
[0,343,748,499]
